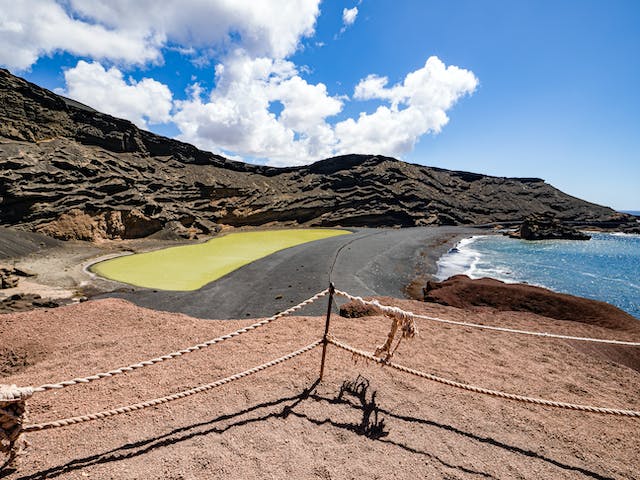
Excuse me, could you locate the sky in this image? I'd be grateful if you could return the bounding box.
[1,0,638,210]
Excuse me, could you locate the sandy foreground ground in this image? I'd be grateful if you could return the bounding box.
[2,297,639,479]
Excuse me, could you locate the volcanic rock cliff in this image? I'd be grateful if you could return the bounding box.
[0,69,634,240]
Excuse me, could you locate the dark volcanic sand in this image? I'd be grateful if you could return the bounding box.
[102,226,480,319]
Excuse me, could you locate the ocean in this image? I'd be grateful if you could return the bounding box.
[436,232,640,319]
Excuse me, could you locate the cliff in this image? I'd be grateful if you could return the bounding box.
[1,69,635,240]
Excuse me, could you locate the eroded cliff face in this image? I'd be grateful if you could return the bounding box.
[0,68,634,240]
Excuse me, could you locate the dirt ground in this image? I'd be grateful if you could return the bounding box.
[2,296,639,479]
[0,233,195,312]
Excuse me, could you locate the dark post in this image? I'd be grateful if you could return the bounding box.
[319,283,335,381]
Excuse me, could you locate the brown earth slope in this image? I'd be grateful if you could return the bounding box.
[1,298,639,479]
[1,69,636,240]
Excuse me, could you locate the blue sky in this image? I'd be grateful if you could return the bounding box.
[1,0,638,210]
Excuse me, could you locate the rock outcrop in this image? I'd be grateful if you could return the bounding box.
[1,68,637,240]
[423,275,638,330]
[508,214,591,240]
[0,265,35,289]
[0,293,59,313]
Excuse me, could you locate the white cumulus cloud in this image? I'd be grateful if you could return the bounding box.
[62,61,173,129]
[336,56,479,156]
[173,51,343,165]
[172,55,477,165]
[0,1,479,167]
[0,0,321,71]
[0,0,160,71]
[342,7,359,27]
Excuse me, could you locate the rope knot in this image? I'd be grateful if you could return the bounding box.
[0,385,33,402]
[374,306,418,362]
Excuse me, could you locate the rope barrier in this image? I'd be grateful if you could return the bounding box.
[334,289,640,346]
[32,289,329,393]
[24,340,322,433]
[326,335,640,417]
[3,284,640,474]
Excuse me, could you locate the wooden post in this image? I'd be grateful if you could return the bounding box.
[0,385,31,473]
[319,283,335,381]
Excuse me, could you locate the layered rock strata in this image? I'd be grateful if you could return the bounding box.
[1,69,636,240]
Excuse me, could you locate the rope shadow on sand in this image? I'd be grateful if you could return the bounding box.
[7,377,614,480]
[306,376,615,480]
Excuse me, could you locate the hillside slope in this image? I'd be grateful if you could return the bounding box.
[0,69,633,239]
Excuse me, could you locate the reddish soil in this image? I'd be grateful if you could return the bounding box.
[422,275,640,373]
[1,297,639,479]
[423,275,639,330]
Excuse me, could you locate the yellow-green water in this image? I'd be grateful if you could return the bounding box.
[90,229,351,291]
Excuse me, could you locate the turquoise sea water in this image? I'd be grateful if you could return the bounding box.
[436,232,640,319]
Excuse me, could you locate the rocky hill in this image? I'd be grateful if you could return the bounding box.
[0,68,634,240]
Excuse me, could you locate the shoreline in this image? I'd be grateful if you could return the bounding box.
[433,231,640,320]
[3,225,637,321]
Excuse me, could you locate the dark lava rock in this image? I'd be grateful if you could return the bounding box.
[0,270,18,288]
[0,292,60,313]
[0,264,35,289]
[508,214,591,240]
[1,68,636,240]
[339,301,382,318]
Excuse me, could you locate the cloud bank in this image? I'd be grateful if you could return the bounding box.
[0,0,478,166]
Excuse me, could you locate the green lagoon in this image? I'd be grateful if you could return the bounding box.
[91,229,350,291]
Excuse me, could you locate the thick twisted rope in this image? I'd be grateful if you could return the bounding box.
[335,290,640,346]
[32,289,328,393]
[327,336,640,417]
[24,340,322,432]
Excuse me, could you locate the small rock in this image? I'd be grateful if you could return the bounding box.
[13,267,36,277]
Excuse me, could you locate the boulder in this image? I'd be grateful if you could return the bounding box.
[508,214,591,240]
[36,209,100,241]
[121,209,163,238]
[339,301,382,318]
[1,270,18,288]
[0,264,35,289]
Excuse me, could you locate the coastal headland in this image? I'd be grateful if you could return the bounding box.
[1,69,639,479]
